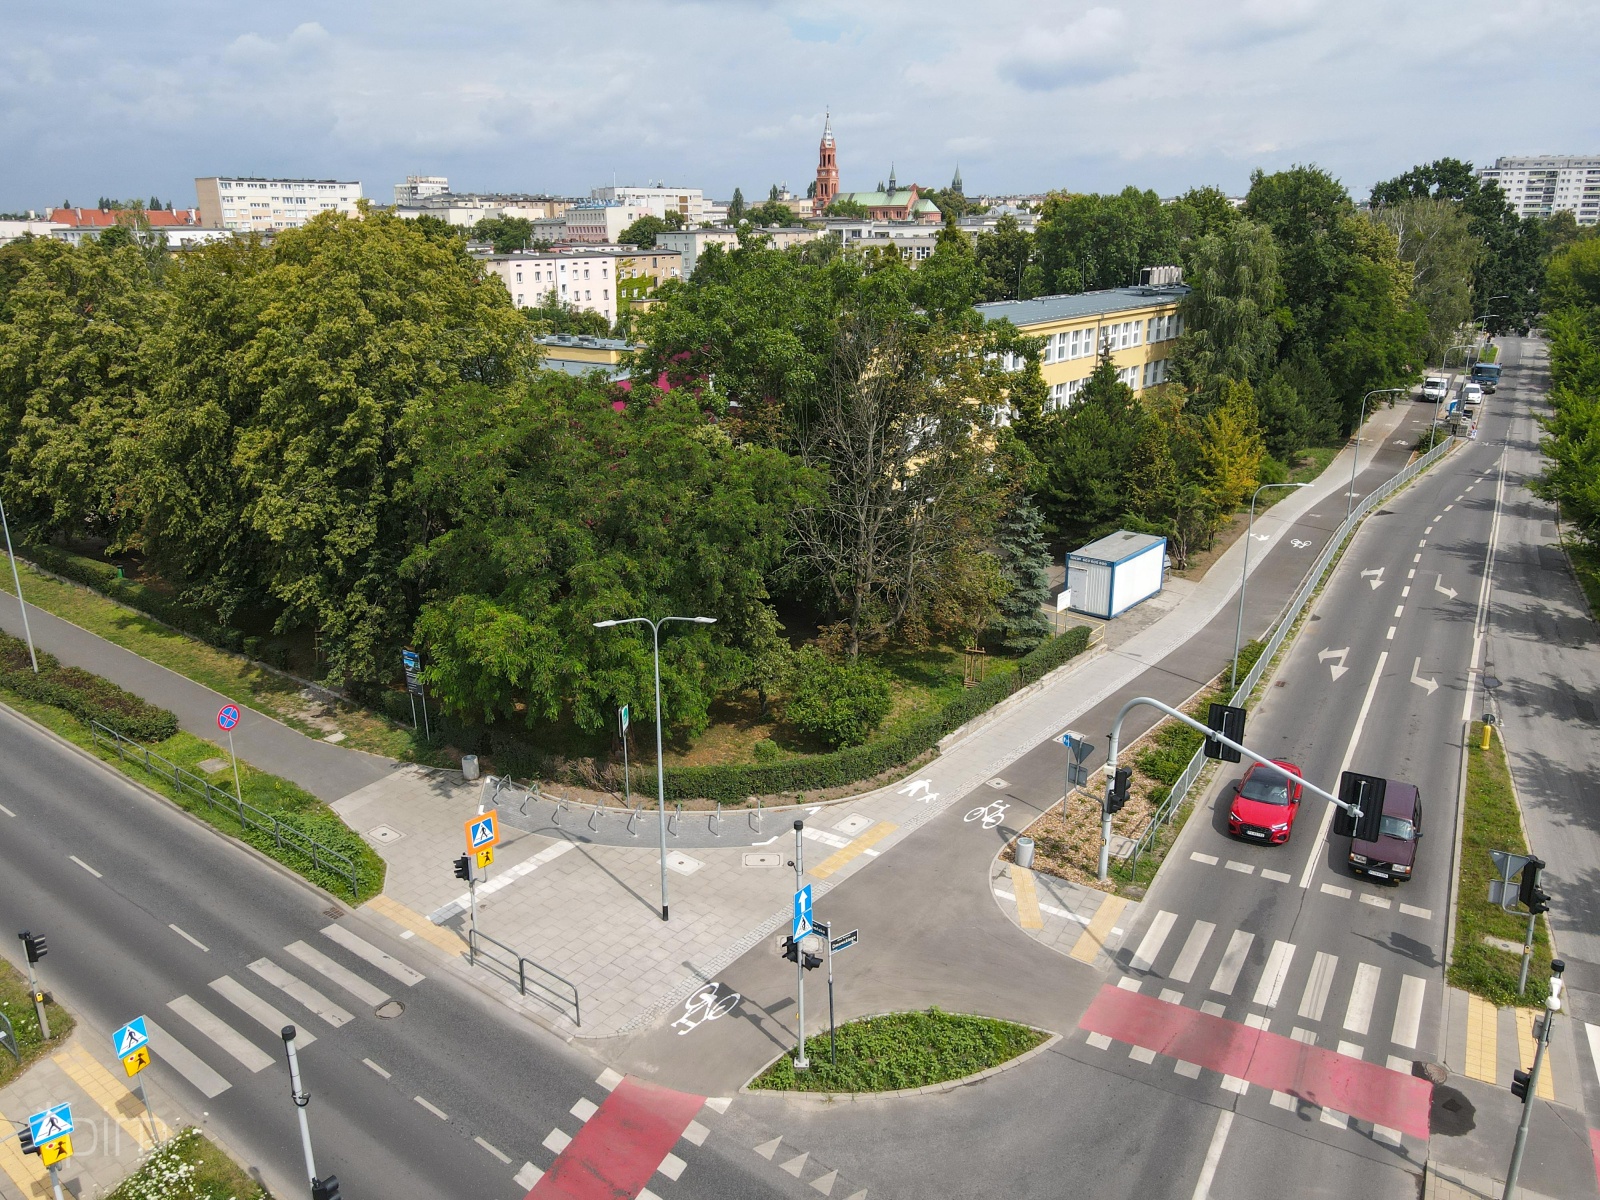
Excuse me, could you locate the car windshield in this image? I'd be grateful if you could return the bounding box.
[1240,776,1290,805]
[1380,815,1415,840]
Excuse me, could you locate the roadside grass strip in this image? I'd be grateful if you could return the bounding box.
[104,1127,267,1200]
[0,958,75,1087]
[749,1008,1046,1093]
[1448,723,1553,1008]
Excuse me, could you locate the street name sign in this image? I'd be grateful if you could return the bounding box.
[830,929,860,954]
[465,810,500,852]
[792,884,814,940]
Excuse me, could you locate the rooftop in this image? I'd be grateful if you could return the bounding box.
[975,284,1190,327]
[535,334,640,351]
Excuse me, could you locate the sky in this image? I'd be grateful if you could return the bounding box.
[3,0,1597,214]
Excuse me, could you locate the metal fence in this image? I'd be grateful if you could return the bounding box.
[1126,435,1457,874]
[89,720,362,899]
[469,929,581,1026]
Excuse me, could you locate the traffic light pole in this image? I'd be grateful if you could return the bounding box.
[1517,910,1536,996]
[1504,961,1565,1200]
[793,819,809,1071]
[1100,696,1361,880]
[468,872,479,966]
[18,943,49,1041]
[281,1026,319,1192]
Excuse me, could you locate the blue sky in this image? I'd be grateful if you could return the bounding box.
[3,0,1596,213]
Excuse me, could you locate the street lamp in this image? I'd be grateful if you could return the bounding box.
[1231,482,1309,692]
[593,614,717,921]
[1347,388,1407,521]
[0,491,38,673]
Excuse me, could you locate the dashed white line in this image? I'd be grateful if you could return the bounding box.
[1413,553,1422,563]
[1407,569,1416,580]
[476,1137,511,1164]
[169,924,209,952]
[570,1097,599,1121]
[1320,883,1352,899]
[414,1095,448,1120]
[1359,894,1392,910]
[1401,586,1410,597]
[1261,868,1291,883]
[1419,539,1427,547]
[363,1058,391,1079]
[1425,526,1433,535]
[597,1068,624,1090]
[1445,504,1454,511]
[1190,1110,1234,1200]
[1393,605,1405,618]
[543,1128,572,1153]
[1386,627,1396,640]
[1224,860,1254,875]
[0,803,14,817]
[683,1120,709,1147]
[1190,852,1219,865]
[69,855,102,878]
[1399,903,1433,920]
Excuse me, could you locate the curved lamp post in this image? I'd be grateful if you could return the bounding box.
[1347,388,1407,521]
[593,614,716,921]
[1231,482,1309,692]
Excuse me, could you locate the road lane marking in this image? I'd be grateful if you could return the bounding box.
[1359,894,1392,910]
[1408,569,1416,579]
[1394,605,1405,618]
[597,1068,624,1091]
[1386,627,1396,639]
[1129,910,1177,973]
[167,995,274,1072]
[1190,852,1219,865]
[476,1137,511,1164]
[1253,941,1296,1009]
[1413,553,1422,563]
[571,1097,599,1121]
[249,959,353,1027]
[210,976,314,1045]
[1224,860,1254,874]
[683,1120,709,1146]
[322,925,424,986]
[363,1058,390,1079]
[1209,930,1255,995]
[1419,539,1427,547]
[1445,504,1454,511]
[1391,976,1426,1049]
[1425,526,1433,535]
[415,1095,448,1120]
[1261,868,1290,882]
[1298,952,1338,1021]
[169,924,209,952]
[0,803,14,817]
[515,1163,544,1189]
[1170,922,1216,983]
[1320,883,1352,899]
[144,1017,231,1097]
[1399,903,1432,919]
[1401,586,1410,597]
[1303,651,1389,888]
[1343,963,1381,1035]
[1189,1110,1234,1200]
[284,940,389,1006]
[69,855,102,878]
[1070,893,1128,962]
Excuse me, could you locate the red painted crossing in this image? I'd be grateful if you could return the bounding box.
[1079,984,1433,1140]
[527,1076,704,1199]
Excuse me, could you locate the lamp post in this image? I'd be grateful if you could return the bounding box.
[1231,482,1309,693]
[593,614,716,922]
[1347,388,1406,521]
[0,492,38,673]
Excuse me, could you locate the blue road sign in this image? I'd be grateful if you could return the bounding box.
[28,1104,73,1144]
[216,704,240,732]
[792,885,814,939]
[112,1016,149,1060]
[469,814,498,850]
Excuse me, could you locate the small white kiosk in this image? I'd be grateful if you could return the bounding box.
[1064,530,1167,619]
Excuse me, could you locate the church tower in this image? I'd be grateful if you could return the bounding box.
[813,112,839,215]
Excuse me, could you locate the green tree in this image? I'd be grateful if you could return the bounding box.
[973,215,1036,302]
[782,647,892,747]
[1197,379,1266,512]
[1032,187,1179,294]
[1170,186,1241,252]
[618,215,669,248]
[1545,239,1600,312]
[993,496,1053,651]
[472,215,536,253]
[1369,197,1483,361]
[728,188,746,224]
[1172,220,1284,390]
[826,198,870,219]
[522,290,611,336]
[743,200,805,227]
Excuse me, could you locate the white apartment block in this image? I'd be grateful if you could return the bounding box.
[395,193,572,227]
[394,175,450,205]
[481,246,683,326]
[1477,155,1600,226]
[196,177,363,232]
[563,202,658,244]
[657,225,822,276]
[589,185,706,225]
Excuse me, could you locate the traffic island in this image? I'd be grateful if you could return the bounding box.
[104,1127,267,1200]
[747,1009,1048,1094]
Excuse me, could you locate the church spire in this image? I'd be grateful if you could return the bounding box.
[951,164,963,195]
[888,162,897,194]
[821,109,834,146]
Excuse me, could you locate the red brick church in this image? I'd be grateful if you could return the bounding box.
[811,114,942,224]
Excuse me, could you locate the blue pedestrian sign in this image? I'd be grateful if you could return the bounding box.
[112,1016,149,1060]
[465,810,499,852]
[792,884,814,940]
[28,1103,73,1144]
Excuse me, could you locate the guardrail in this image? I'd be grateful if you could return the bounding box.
[89,720,362,899]
[1125,434,1457,874]
[468,929,581,1026]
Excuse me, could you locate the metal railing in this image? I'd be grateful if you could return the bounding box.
[1125,434,1457,874]
[89,720,362,899]
[468,929,581,1026]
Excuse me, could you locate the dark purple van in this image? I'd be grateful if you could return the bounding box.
[1348,781,1422,882]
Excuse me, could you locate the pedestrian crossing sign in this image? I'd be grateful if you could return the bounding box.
[475,846,495,869]
[28,1104,73,1144]
[465,810,499,852]
[122,1045,151,1077]
[39,1135,72,1166]
[112,1015,150,1060]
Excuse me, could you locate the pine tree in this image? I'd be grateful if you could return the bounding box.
[995,495,1054,651]
[729,188,745,224]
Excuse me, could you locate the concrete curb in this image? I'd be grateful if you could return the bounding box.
[738,1024,1062,1101]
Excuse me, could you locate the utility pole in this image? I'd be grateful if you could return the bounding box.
[0,492,38,673]
[1503,960,1565,1200]
[793,819,809,1071]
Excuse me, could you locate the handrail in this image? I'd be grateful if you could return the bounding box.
[468,929,581,1026]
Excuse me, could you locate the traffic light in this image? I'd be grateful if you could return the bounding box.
[782,936,799,963]
[1333,772,1386,842]
[312,1176,342,1200]
[1518,857,1550,915]
[17,1128,36,1156]
[1203,704,1246,763]
[1107,768,1132,814]
[802,949,824,971]
[1510,1068,1532,1103]
[18,931,46,964]
[453,855,471,882]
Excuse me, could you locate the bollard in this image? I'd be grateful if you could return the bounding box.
[1015,836,1035,870]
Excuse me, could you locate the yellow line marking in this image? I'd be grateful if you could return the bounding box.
[1070,893,1129,963]
[809,823,898,880]
[53,1043,171,1150]
[1463,993,1498,1083]
[1514,1007,1556,1100]
[0,1106,49,1196]
[1009,865,1044,930]
[365,893,469,957]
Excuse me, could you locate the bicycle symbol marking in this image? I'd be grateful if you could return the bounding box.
[964,799,1009,829]
[672,982,741,1035]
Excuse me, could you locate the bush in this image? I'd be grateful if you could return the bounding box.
[783,649,893,748]
[0,631,178,741]
[21,544,241,650]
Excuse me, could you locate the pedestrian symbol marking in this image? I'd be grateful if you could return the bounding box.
[113,1016,149,1060]
[28,1103,73,1143]
[465,810,499,852]
[122,1046,151,1077]
[216,704,241,731]
[792,885,814,940]
[39,1134,72,1165]
[475,846,494,869]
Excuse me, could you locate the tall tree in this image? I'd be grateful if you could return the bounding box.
[1032,187,1178,294]
[973,215,1037,302]
[472,215,535,253]
[618,215,668,248]
[993,496,1053,651]
[1368,197,1483,361]
[728,188,746,224]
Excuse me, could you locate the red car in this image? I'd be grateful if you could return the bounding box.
[1228,760,1304,844]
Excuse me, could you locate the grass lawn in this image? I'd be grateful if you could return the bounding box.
[1562,537,1600,622]
[0,686,384,902]
[1479,344,1500,363]
[1448,723,1552,1007]
[0,558,433,765]
[1287,443,1344,487]
[749,1008,1045,1093]
[0,958,74,1088]
[105,1127,269,1200]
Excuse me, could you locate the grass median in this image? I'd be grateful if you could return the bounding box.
[0,958,75,1088]
[749,1008,1046,1093]
[1448,722,1552,1007]
[105,1127,268,1200]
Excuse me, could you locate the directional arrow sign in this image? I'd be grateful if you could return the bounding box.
[1318,647,1350,681]
[1410,658,1439,696]
[1361,568,1385,590]
[1434,575,1458,601]
[792,885,814,940]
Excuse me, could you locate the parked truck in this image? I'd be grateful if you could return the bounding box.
[1470,361,1501,393]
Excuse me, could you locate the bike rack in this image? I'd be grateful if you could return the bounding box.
[709,803,721,837]
[668,803,682,837]
[627,804,642,836]
[750,795,763,833]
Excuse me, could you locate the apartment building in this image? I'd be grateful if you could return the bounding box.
[395,192,572,227]
[656,225,822,276]
[481,246,683,326]
[196,177,363,232]
[589,185,706,225]
[394,175,450,205]
[975,282,1190,409]
[44,207,229,249]
[533,334,640,381]
[1477,155,1600,226]
[562,202,659,244]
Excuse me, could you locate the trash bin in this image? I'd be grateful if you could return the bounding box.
[1014,836,1035,870]
[461,754,480,781]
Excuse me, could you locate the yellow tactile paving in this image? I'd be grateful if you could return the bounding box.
[364,892,469,956]
[0,1106,49,1198]
[53,1044,170,1150]
[1070,893,1128,963]
[809,822,898,880]
[1513,1007,1556,1101]
[1009,865,1044,930]
[1463,992,1498,1082]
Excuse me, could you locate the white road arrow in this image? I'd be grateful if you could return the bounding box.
[897,779,932,798]
[1318,647,1350,681]
[1410,658,1439,696]
[1434,575,1458,601]
[1361,568,1385,590]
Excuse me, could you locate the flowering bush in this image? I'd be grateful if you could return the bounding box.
[106,1128,267,1200]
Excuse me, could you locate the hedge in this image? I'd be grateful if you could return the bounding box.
[0,630,179,741]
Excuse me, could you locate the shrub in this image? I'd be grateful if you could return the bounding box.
[782,649,893,748]
[0,631,178,741]
[21,544,240,650]
[752,738,780,762]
